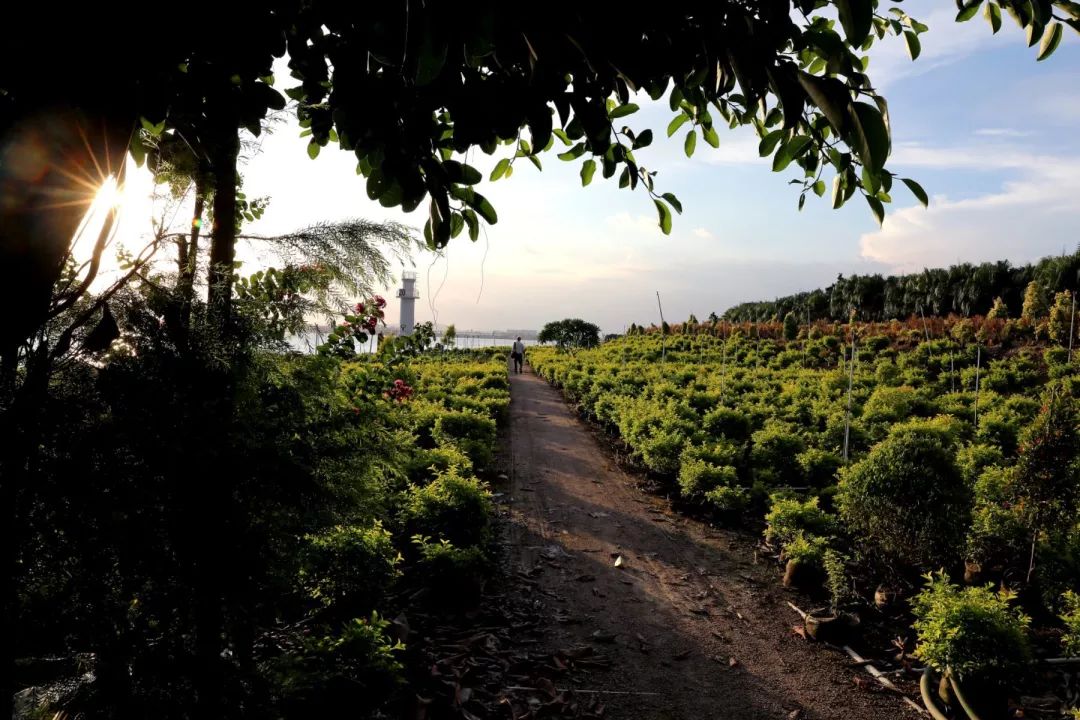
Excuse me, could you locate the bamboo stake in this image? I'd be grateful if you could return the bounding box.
[656,291,666,363]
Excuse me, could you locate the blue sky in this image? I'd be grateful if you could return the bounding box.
[102,3,1080,334]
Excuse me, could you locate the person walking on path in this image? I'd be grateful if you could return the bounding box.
[511,336,525,374]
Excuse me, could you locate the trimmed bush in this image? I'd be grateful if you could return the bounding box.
[702,407,751,441]
[750,423,805,485]
[911,573,1031,683]
[678,457,738,500]
[432,409,497,469]
[764,494,836,547]
[797,448,841,487]
[838,427,972,570]
[412,536,489,605]
[301,523,402,613]
[404,444,473,484]
[274,613,405,715]
[402,469,492,548]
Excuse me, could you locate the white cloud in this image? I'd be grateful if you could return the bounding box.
[974,128,1033,138]
[693,227,714,239]
[860,144,1080,272]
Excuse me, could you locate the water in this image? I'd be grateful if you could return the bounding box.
[288,331,539,354]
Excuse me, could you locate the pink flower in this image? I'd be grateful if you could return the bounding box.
[374,295,386,308]
[355,302,365,314]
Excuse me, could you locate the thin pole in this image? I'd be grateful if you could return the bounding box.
[973,345,982,430]
[1069,292,1076,363]
[843,328,855,464]
[656,291,667,363]
[720,321,727,404]
[950,351,955,393]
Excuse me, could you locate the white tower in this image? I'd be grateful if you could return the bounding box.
[396,271,419,336]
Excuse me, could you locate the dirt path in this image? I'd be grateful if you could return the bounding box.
[504,368,920,720]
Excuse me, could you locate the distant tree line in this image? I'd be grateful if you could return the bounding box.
[721,250,1080,322]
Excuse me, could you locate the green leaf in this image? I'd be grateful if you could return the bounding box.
[444,160,482,185]
[471,192,498,224]
[1038,22,1063,60]
[901,178,929,207]
[836,0,873,45]
[307,141,321,160]
[661,192,683,214]
[490,158,511,181]
[798,73,852,136]
[449,212,465,238]
[812,180,827,197]
[904,31,922,60]
[703,125,720,148]
[772,136,813,172]
[581,159,597,186]
[759,129,785,157]
[528,155,542,171]
[832,174,846,209]
[984,1,1002,33]
[609,103,640,119]
[654,198,673,234]
[850,102,890,173]
[463,209,480,241]
[557,142,587,161]
[552,128,572,146]
[667,113,690,137]
[633,129,654,149]
[956,0,982,22]
[618,167,630,188]
[684,129,697,158]
[866,195,885,226]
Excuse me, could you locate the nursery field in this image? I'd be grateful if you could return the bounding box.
[528,320,1080,717]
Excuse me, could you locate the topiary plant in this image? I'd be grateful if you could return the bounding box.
[764,494,836,548]
[837,427,972,570]
[402,468,493,549]
[911,572,1031,684]
[301,523,402,614]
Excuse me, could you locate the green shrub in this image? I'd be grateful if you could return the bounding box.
[432,410,497,469]
[411,536,489,605]
[911,573,1031,682]
[823,549,853,612]
[403,444,473,484]
[274,613,405,715]
[838,428,972,570]
[678,457,738,500]
[797,448,841,487]
[301,523,401,613]
[402,469,492,548]
[702,407,751,441]
[781,532,828,570]
[704,485,750,515]
[955,444,1004,485]
[405,400,447,448]
[1061,590,1080,657]
[764,494,836,547]
[750,423,805,485]
[965,465,1028,578]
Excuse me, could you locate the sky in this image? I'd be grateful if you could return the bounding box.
[96,2,1080,334]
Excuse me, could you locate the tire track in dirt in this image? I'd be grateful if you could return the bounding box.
[504,367,920,720]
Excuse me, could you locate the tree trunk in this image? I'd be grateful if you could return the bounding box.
[177,183,206,345]
[0,344,17,720]
[206,129,239,322]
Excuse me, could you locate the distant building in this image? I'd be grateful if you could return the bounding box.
[396,271,419,336]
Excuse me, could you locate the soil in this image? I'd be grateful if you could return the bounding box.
[502,366,924,720]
